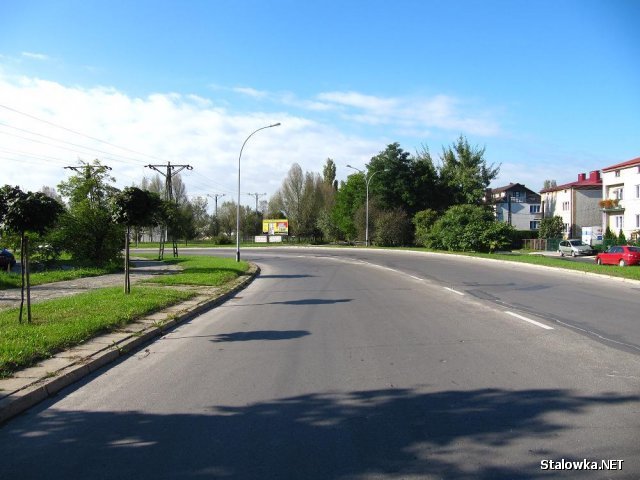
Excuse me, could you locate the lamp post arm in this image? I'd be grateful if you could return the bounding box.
[236,123,281,262]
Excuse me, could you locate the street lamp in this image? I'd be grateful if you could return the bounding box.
[236,123,281,262]
[346,164,386,247]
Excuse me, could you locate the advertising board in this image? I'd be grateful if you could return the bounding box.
[262,219,289,235]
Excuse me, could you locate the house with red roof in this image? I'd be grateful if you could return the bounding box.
[601,156,640,240]
[539,171,602,238]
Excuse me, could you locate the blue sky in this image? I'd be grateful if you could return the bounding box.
[1,0,639,209]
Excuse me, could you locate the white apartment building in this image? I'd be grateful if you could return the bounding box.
[540,171,602,238]
[601,156,640,241]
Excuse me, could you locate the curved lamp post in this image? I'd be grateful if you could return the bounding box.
[236,123,281,262]
[346,164,386,247]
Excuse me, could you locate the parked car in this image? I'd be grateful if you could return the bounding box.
[0,248,17,270]
[595,245,640,266]
[558,239,594,257]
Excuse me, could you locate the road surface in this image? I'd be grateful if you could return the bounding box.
[1,248,638,479]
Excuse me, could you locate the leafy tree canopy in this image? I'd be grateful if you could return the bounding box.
[538,216,564,239]
[57,159,117,207]
[438,135,499,206]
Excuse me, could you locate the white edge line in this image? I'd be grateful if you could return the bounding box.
[505,311,554,330]
[443,287,464,296]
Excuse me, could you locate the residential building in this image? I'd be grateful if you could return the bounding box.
[540,171,602,238]
[489,183,541,230]
[601,156,640,241]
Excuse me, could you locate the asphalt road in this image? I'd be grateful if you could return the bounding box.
[1,248,639,479]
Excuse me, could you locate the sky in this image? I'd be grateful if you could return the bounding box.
[1,0,639,211]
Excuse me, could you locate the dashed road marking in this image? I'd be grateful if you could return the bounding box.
[443,287,464,296]
[505,311,554,330]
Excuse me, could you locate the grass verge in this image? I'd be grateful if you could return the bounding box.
[397,247,640,281]
[0,286,196,378]
[141,255,249,286]
[0,266,118,290]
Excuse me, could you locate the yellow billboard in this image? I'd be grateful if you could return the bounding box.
[262,219,289,235]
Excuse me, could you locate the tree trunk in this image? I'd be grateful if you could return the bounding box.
[19,233,25,323]
[124,226,131,294]
[26,236,31,323]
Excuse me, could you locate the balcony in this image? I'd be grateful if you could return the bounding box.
[599,199,625,213]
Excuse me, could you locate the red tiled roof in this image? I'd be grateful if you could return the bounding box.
[539,173,601,193]
[602,156,640,172]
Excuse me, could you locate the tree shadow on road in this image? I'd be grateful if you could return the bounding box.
[210,330,311,342]
[2,387,638,479]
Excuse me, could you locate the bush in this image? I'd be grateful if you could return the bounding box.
[617,229,627,244]
[425,204,515,252]
[539,216,564,239]
[211,235,233,245]
[413,209,439,247]
[373,208,412,247]
[511,229,538,249]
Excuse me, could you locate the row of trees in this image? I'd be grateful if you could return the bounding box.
[265,135,512,251]
[2,135,511,277]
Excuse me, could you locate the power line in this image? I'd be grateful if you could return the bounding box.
[0,128,146,168]
[207,193,226,216]
[246,192,267,213]
[145,162,193,259]
[0,103,170,164]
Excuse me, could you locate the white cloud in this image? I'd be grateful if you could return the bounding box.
[21,52,50,61]
[232,86,268,98]
[0,73,379,209]
[317,90,501,137]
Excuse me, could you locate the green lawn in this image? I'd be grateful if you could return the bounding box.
[0,266,117,290]
[0,256,250,378]
[141,255,249,286]
[0,286,196,377]
[399,248,640,281]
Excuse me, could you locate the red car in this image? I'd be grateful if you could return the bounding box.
[595,245,640,266]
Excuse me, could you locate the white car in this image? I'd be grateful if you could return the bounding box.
[558,239,594,257]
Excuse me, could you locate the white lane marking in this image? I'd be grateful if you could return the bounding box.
[505,311,554,330]
[443,287,464,296]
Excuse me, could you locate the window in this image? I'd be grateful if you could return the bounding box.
[529,220,540,230]
[562,201,570,211]
[636,185,639,198]
[615,215,624,230]
[529,205,540,213]
[510,191,523,203]
[636,214,640,229]
[563,223,570,233]
[615,170,621,177]
[613,187,624,200]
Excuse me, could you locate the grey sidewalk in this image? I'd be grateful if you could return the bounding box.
[0,261,259,424]
[0,259,182,310]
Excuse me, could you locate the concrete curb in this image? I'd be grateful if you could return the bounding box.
[0,262,260,425]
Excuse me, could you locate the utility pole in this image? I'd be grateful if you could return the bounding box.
[207,193,226,217]
[247,193,266,238]
[145,162,193,259]
[64,163,112,204]
[247,193,267,215]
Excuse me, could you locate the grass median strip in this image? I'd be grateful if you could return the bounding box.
[141,256,249,286]
[0,256,250,378]
[0,286,196,378]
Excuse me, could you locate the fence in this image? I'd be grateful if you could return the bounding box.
[522,238,561,251]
